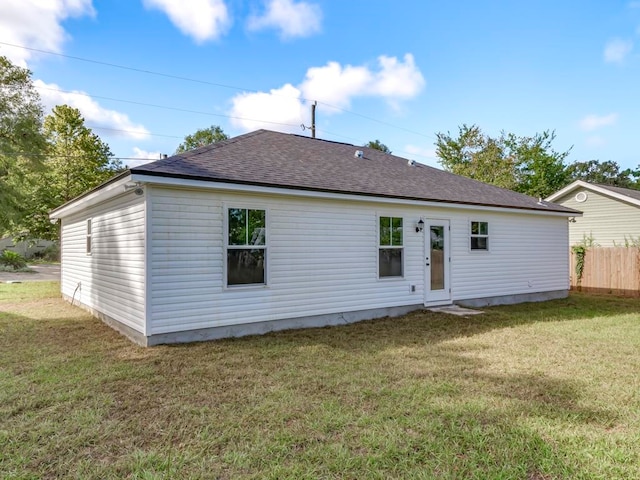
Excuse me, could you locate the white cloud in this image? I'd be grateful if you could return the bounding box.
[247,0,321,39]
[229,54,425,133]
[300,62,373,110]
[371,55,425,98]
[143,0,230,43]
[229,83,306,132]
[0,0,94,66]
[34,80,150,140]
[127,147,163,167]
[604,38,633,63]
[301,54,425,110]
[579,113,618,131]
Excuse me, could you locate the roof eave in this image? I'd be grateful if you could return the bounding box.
[50,171,133,220]
[546,180,640,208]
[131,171,579,216]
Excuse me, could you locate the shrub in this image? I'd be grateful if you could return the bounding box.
[0,250,28,270]
[32,244,60,262]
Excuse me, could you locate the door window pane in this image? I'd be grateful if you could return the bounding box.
[430,226,445,290]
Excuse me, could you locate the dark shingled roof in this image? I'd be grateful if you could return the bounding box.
[132,129,576,214]
[593,184,640,203]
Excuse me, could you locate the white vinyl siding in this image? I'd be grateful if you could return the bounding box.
[449,213,568,301]
[148,186,569,335]
[60,193,146,333]
[555,187,640,246]
[149,188,422,334]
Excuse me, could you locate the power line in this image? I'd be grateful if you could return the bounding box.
[0,151,160,161]
[86,125,181,139]
[0,42,248,93]
[31,84,304,130]
[1,41,435,140]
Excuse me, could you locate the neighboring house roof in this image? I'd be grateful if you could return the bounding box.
[130,129,574,214]
[546,180,640,208]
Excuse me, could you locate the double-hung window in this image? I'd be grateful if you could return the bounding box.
[227,208,267,286]
[379,216,403,278]
[470,221,489,251]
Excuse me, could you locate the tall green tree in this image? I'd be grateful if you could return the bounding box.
[435,124,518,190]
[0,56,47,231]
[365,139,392,154]
[176,125,228,153]
[12,105,122,240]
[565,160,639,188]
[507,130,571,198]
[435,124,571,197]
[44,105,120,202]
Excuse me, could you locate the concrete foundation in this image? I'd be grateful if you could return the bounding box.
[456,289,568,308]
[63,289,569,347]
[62,293,148,346]
[146,304,423,346]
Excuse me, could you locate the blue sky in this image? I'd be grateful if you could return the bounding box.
[1,0,639,170]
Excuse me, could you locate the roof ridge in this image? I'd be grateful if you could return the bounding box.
[129,129,578,214]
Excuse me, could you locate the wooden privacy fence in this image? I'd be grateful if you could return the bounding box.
[570,247,640,296]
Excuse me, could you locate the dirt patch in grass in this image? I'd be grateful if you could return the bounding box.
[1,285,639,479]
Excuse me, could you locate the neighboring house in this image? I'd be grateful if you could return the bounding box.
[0,237,55,258]
[50,130,577,346]
[546,180,640,246]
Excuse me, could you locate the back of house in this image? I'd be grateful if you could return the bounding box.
[51,130,578,346]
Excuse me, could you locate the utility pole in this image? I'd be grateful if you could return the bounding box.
[311,101,317,139]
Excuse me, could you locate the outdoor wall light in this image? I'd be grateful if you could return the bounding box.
[416,219,425,232]
[568,217,577,223]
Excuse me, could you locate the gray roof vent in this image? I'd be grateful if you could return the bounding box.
[354,150,364,158]
[408,159,416,166]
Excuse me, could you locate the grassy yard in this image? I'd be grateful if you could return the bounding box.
[1,283,639,479]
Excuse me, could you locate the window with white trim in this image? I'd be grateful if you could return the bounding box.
[379,216,403,277]
[470,221,489,251]
[86,218,92,255]
[227,208,266,286]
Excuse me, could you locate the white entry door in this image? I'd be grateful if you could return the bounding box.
[424,219,451,305]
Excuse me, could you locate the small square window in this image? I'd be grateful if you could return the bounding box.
[470,221,489,251]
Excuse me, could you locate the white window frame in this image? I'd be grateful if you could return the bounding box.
[378,215,404,279]
[86,218,92,256]
[224,206,268,288]
[470,220,489,252]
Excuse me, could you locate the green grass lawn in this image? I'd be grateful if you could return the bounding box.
[1,283,639,479]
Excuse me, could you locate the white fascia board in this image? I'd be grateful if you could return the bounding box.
[130,173,575,217]
[546,180,590,202]
[547,180,640,208]
[50,174,133,220]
